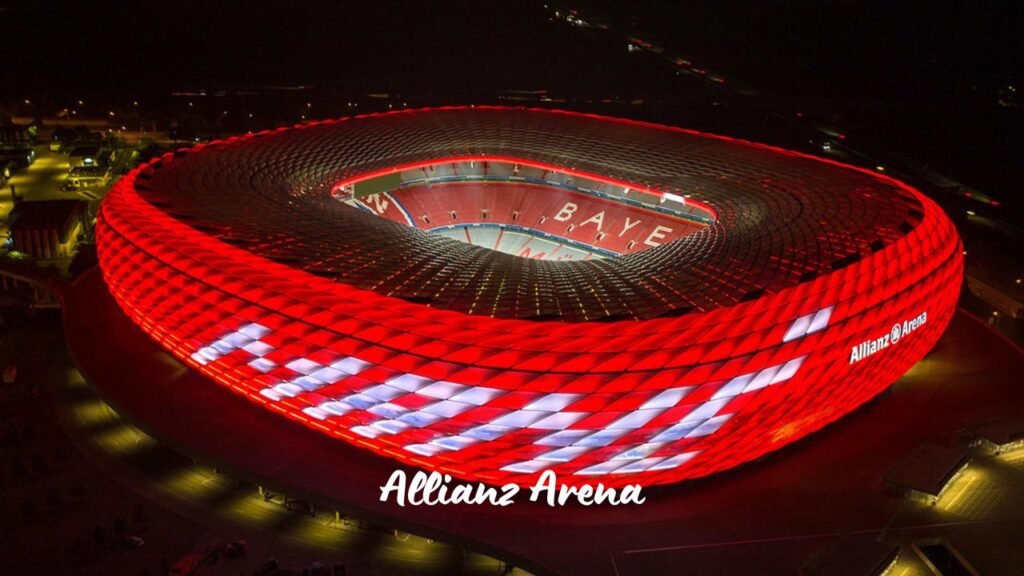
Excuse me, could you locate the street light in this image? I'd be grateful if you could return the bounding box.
[991,310,1002,328]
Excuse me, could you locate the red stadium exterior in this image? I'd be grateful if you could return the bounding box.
[95,107,963,488]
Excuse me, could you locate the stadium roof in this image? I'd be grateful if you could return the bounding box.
[126,106,926,321]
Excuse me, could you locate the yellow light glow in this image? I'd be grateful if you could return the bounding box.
[226,494,279,524]
[163,466,230,498]
[76,399,119,426]
[288,518,355,548]
[92,423,156,455]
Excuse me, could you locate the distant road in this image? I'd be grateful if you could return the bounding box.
[5,146,70,200]
[1,147,69,236]
[1,146,122,239]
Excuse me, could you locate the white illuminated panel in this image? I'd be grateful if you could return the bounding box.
[191,315,819,478]
[783,306,834,342]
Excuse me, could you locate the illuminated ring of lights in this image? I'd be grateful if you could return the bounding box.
[96,106,963,488]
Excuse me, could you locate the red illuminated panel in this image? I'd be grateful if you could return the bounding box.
[95,107,963,488]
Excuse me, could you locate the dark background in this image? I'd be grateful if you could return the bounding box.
[1,0,1021,210]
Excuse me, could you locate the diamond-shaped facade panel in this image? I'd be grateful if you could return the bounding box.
[96,107,963,487]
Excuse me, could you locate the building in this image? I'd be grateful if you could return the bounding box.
[95,107,963,488]
[64,165,111,191]
[67,145,102,168]
[0,124,34,151]
[9,199,87,260]
[0,124,36,170]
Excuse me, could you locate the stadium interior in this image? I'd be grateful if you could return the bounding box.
[335,159,714,261]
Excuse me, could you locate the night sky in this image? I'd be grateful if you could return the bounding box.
[2,0,1021,209]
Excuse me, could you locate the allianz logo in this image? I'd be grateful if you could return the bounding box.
[849,311,928,365]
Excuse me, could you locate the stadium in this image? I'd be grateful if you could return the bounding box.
[94,106,963,489]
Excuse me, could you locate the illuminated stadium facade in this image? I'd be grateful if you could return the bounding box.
[95,107,963,488]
